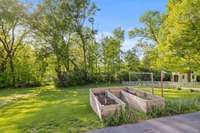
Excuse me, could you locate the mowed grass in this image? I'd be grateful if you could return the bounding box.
[0,84,200,133]
[0,84,106,133]
[132,86,200,100]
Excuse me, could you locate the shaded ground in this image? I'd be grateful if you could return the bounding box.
[88,111,200,133]
[0,84,200,133]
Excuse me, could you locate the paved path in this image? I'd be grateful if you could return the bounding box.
[87,112,200,133]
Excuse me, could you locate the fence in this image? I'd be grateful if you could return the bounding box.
[122,81,200,88]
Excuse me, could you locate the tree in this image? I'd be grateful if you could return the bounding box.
[0,46,6,72]
[113,27,125,42]
[72,0,98,79]
[27,0,98,86]
[124,48,140,71]
[101,27,124,81]
[0,0,28,87]
[113,27,125,72]
[158,0,200,76]
[128,10,165,71]
[129,11,165,43]
[29,0,75,74]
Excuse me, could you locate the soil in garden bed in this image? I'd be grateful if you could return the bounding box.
[111,91,124,100]
[94,92,117,105]
[125,90,152,100]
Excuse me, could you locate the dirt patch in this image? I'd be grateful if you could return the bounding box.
[95,92,117,105]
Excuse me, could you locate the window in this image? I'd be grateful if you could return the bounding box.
[182,75,185,79]
[192,75,195,79]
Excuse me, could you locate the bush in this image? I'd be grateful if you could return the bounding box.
[15,82,41,88]
[103,107,146,126]
[0,72,10,88]
[55,70,124,87]
[190,89,199,93]
[87,73,106,84]
[100,96,200,127]
[147,97,200,118]
[55,70,86,87]
[117,71,129,81]
[103,97,200,127]
[177,87,182,90]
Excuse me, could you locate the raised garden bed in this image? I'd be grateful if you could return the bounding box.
[107,87,165,113]
[108,88,126,102]
[90,88,125,119]
[90,87,165,119]
[121,88,165,113]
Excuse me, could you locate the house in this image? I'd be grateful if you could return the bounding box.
[172,72,197,82]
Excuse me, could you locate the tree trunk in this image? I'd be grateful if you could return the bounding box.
[83,44,87,74]
[0,58,7,73]
[9,56,15,87]
[187,70,192,82]
[79,32,88,80]
[66,43,70,71]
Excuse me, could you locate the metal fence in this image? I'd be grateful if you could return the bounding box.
[122,81,200,88]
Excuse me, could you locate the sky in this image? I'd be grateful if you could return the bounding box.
[91,0,168,51]
[24,0,168,51]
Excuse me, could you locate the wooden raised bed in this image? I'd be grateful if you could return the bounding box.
[121,88,165,113]
[107,87,165,113]
[90,88,125,119]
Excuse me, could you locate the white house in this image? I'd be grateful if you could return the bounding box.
[172,72,197,82]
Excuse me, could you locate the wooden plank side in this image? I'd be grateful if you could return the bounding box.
[121,89,165,113]
[90,88,125,119]
[106,90,125,110]
[121,90,147,112]
[90,89,102,119]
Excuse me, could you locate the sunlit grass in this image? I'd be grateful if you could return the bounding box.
[0,84,199,133]
[131,86,200,99]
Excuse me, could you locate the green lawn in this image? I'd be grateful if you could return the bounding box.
[0,84,200,133]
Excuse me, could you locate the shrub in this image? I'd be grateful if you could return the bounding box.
[103,97,200,127]
[103,107,146,126]
[147,106,165,118]
[177,87,182,90]
[55,70,86,87]
[117,71,129,81]
[190,89,199,93]
[15,82,41,88]
[148,97,200,118]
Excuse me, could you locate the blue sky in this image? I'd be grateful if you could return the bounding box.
[91,0,168,51]
[24,0,168,50]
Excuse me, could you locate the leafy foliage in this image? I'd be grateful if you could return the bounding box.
[1,0,200,88]
[103,107,146,126]
[157,0,200,73]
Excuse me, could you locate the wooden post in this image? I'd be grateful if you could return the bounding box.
[129,72,131,85]
[161,71,164,97]
[151,73,154,95]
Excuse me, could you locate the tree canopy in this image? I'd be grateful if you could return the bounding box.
[0,0,200,88]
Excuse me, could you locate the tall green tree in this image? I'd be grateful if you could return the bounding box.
[124,48,140,71]
[102,27,124,81]
[129,10,165,71]
[158,0,200,75]
[129,10,164,43]
[29,0,75,74]
[28,0,98,85]
[0,0,28,86]
[72,0,98,79]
